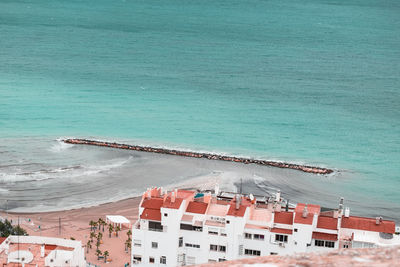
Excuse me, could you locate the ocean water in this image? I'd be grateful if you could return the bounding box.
[0,0,399,220]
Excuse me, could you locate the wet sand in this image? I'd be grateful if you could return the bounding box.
[0,196,141,266]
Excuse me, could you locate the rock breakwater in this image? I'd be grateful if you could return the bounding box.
[63,139,334,175]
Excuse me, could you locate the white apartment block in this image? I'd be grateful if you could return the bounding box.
[131,187,400,266]
[0,235,86,267]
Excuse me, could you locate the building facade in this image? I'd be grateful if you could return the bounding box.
[131,187,400,266]
[0,235,86,267]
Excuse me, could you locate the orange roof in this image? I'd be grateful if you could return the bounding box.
[317,216,338,230]
[140,208,161,221]
[274,212,294,225]
[294,203,320,225]
[227,204,247,217]
[312,232,338,241]
[176,189,196,199]
[45,244,57,251]
[141,198,163,209]
[0,237,6,245]
[186,201,208,214]
[295,203,321,215]
[341,216,395,234]
[162,197,184,209]
[271,228,293,235]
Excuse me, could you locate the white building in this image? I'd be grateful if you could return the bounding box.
[0,235,86,267]
[131,187,400,266]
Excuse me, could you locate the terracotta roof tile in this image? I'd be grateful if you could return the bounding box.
[141,198,163,209]
[186,201,208,214]
[227,204,247,217]
[294,203,320,225]
[341,216,395,234]
[274,212,294,225]
[312,232,338,241]
[162,197,184,209]
[140,208,161,221]
[317,216,338,230]
[0,237,6,245]
[271,228,293,235]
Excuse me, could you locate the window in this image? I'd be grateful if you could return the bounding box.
[179,237,183,247]
[245,233,252,239]
[219,245,226,252]
[294,228,298,232]
[275,234,288,243]
[133,256,142,263]
[208,230,218,235]
[270,252,278,255]
[210,244,218,251]
[343,244,349,248]
[208,259,217,263]
[220,232,227,237]
[180,223,203,232]
[185,243,200,248]
[133,239,141,247]
[160,256,167,264]
[226,220,230,224]
[164,213,168,217]
[149,221,163,232]
[244,249,261,256]
[239,245,244,255]
[315,240,324,247]
[149,257,155,263]
[152,242,158,249]
[325,241,335,248]
[253,234,264,240]
[218,258,226,262]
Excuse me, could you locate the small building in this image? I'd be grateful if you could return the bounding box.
[0,235,86,267]
[131,187,400,266]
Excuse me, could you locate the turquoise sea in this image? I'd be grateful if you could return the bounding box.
[0,0,399,220]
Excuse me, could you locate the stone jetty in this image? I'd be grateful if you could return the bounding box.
[63,139,334,175]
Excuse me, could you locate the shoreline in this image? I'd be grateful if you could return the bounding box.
[64,138,334,175]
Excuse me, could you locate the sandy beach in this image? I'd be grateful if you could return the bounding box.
[0,196,142,266]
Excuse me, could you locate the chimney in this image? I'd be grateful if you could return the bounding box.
[214,184,220,196]
[285,200,289,212]
[41,244,45,257]
[235,194,240,210]
[376,216,383,225]
[344,207,350,218]
[171,192,176,203]
[302,204,308,218]
[275,190,281,202]
[339,197,344,211]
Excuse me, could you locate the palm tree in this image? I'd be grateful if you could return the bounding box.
[86,240,92,253]
[108,223,114,238]
[115,225,121,237]
[90,231,96,242]
[95,249,102,260]
[127,229,132,238]
[125,238,131,252]
[97,232,103,241]
[98,218,105,232]
[96,237,101,250]
[89,220,95,231]
[103,250,109,263]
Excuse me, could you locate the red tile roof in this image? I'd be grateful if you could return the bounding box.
[271,228,293,235]
[186,201,208,214]
[0,237,6,245]
[140,208,161,221]
[294,203,320,225]
[341,216,395,234]
[45,244,57,251]
[227,204,247,217]
[177,189,196,199]
[312,232,338,241]
[162,197,184,209]
[141,198,163,209]
[317,216,338,230]
[274,212,294,225]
